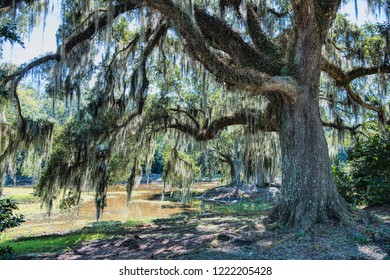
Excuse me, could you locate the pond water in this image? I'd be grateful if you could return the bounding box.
[2,183,216,239]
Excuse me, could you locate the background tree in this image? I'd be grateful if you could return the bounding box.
[0,0,388,229]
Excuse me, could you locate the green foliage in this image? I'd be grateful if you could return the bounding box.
[113,16,135,44]
[1,232,107,255]
[151,143,164,174]
[295,230,307,238]
[330,15,388,66]
[334,135,390,206]
[6,193,39,204]
[0,245,13,259]
[162,146,200,188]
[107,154,129,183]
[353,231,368,244]
[0,199,25,233]
[18,86,60,121]
[0,20,24,56]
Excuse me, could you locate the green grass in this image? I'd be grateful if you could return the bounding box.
[353,232,368,244]
[6,193,40,204]
[2,187,40,204]
[0,233,107,255]
[0,218,153,257]
[204,199,273,216]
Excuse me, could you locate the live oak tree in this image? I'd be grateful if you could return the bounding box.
[0,0,389,228]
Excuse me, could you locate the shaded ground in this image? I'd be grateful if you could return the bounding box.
[2,185,390,260]
[9,205,390,260]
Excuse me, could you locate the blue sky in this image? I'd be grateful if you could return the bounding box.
[1,0,387,66]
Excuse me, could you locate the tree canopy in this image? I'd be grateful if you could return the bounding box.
[0,0,389,229]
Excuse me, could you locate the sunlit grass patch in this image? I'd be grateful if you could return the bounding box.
[124,218,154,227]
[2,187,39,204]
[0,233,107,255]
[203,199,273,216]
[6,193,40,204]
[0,218,155,257]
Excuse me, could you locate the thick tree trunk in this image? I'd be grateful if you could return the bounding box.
[269,0,353,228]
[271,93,353,228]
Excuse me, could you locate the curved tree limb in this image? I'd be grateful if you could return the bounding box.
[321,121,362,132]
[237,3,281,61]
[3,0,144,86]
[348,64,390,81]
[0,0,35,14]
[3,53,60,122]
[3,53,61,85]
[64,0,144,54]
[321,57,388,121]
[344,84,384,121]
[194,6,283,75]
[169,108,200,130]
[167,106,278,141]
[322,58,390,85]
[146,0,298,100]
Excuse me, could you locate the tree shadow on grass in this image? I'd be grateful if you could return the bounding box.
[5,205,390,260]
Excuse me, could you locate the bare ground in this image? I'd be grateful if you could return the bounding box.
[15,206,390,260]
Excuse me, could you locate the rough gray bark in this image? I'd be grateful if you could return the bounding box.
[271,92,353,228]
[268,0,354,228]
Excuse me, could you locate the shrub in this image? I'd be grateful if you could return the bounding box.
[0,198,25,233]
[0,198,25,259]
[0,245,14,259]
[334,135,390,206]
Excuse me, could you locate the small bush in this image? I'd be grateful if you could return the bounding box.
[0,199,25,233]
[0,199,25,259]
[334,135,390,206]
[0,245,13,259]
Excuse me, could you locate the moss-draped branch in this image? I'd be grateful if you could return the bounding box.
[321,58,390,121]
[145,0,298,100]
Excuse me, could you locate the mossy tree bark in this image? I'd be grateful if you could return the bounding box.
[269,0,353,228]
[272,90,353,228]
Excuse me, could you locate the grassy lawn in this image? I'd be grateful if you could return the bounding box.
[1,233,108,255]
[1,187,39,204]
[210,201,273,216]
[0,219,152,257]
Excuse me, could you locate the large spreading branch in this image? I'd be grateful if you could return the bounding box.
[321,121,362,132]
[348,65,390,81]
[63,1,143,53]
[146,0,298,100]
[3,53,61,85]
[166,106,278,141]
[194,6,283,75]
[322,58,390,121]
[3,0,143,86]
[244,4,279,57]
[322,58,390,85]
[1,0,145,122]
[0,0,35,14]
